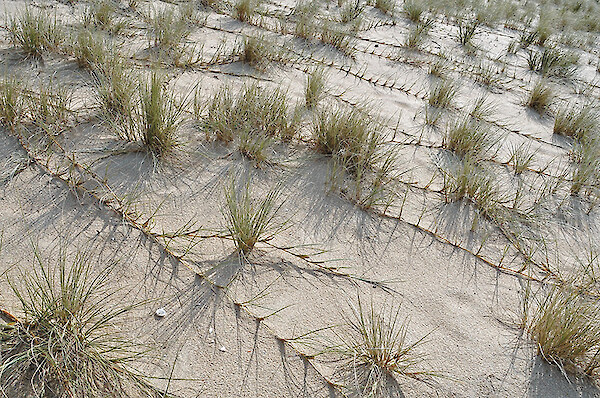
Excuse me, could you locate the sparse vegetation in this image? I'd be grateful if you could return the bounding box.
[403,0,424,23]
[0,76,26,128]
[329,299,434,396]
[443,118,494,159]
[527,47,579,78]
[305,67,326,108]
[554,104,598,140]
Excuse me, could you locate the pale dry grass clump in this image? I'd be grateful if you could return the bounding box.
[527,47,579,78]
[0,252,164,398]
[329,300,435,397]
[428,79,458,109]
[93,55,137,119]
[72,30,108,71]
[235,35,289,70]
[570,139,600,197]
[526,286,600,377]
[524,80,554,115]
[8,8,65,58]
[305,67,326,109]
[443,118,494,159]
[554,104,598,140]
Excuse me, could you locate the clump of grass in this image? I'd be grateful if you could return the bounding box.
[340,0,363,23]
[374,0,395,16]
[138,72,186,157]
[0,252,164,398]
[305,67,326,108]
[94,55,137,119]
[72,30,107,71]
[440,157,500,218]
[508,143,535,175]
[32,82,72,127]
[201,83,299,153]
[428,79,458,109]
[82,0,126,34]
[443,118,494,159]
[403,0,424,22]
[148,7,191,57]
[313,106,383,175]
[429,56,448,78]
[224,177,283,255]
[553,104,598,140]
[404,20,431,49]
[8,8,65,58]
[0,76,26,128]
[570,139,600,196]
[526,286,600,376]
[475,61,501,87]
[527,47,579,78]
[330,299,435,396]
[458,18,479,46]
[321,23,356,56]
[236,34,288,70]
[235,0,260,22]
[524,80,554,115]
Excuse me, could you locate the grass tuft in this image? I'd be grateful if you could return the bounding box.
[553,103,598,140]
[524,80,553,115]
[428,79,458,109]
[305,67,326,109]
[403,0,424,23]
[224,177,284,255]
[8,8,65,58]
[0,252,164,398]
[331,299,435,396]
[443,118,494,159]
[0,76,26,128]
[527,47,579,78]
[526,286,600,376]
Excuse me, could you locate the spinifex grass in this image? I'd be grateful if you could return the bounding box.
[526,286,600,376]
[0,252,164,398]
[329,299,435,396]
[94,54,137,119]
[428,79,458,109]
[223,177,284,255]
[443,118,494,159]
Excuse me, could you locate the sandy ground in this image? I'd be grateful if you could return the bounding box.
[1,0,600,396]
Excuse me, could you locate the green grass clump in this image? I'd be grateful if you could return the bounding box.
[508,143,535,175]
[224,178,283,255]
[443,118,494,159]
[72,30,107,71]
[8,8,65,58]
[570,139,600,196]
[148,7,191,57]
[33,82,71,127]
[330,299,434,396]
[320,23,356,56]
[340,0,363,23]
[94,55,137,119]
[526,286,600,376]
[553,104,598,140]
[305,67,326,109]
[374,0,395,16]
[403,0,424,22]
[428,79,458,109]
[236,35,288,70]
[235,0,260,22]
[440,157,500,218]
[0,253,164,398]
[138,73,186,157]
[203,83,299,144]
[524,80,553,115]
[527,47,579,78]
[313,106,383,175]
[458,18,479,46]
[0,76,26,128]
[404,21,431,49]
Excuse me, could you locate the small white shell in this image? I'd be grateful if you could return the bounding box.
[219,346,227,352]
[155,308,167,317]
